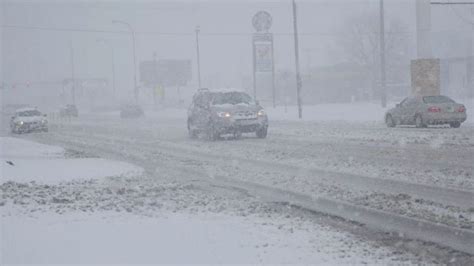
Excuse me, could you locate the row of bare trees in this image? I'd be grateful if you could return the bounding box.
[338,13,412,100]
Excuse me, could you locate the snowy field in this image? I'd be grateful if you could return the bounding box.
[1,137,429,264]
[2,209,417,264]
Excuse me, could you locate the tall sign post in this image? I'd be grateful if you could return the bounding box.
[252,11,276,107]
[69,42,76,105]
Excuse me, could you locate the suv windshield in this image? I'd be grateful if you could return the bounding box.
[18,110,41,117]
[211,92,252,105]
[423,96,455,104]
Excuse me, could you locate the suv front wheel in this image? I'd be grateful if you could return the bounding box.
[187,119,198,139]
[256,126,268,138]
[206,122,220,141]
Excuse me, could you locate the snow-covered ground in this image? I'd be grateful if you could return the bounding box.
[1,137,142,184]
[1,137,428,264]
[2,209,417,264]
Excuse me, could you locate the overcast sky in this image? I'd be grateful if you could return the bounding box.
[1,0,472,99]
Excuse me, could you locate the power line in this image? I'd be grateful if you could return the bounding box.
[0,23,415,36]
[431,0,474,25]
[431,1,474,4]
[2,23,470,37]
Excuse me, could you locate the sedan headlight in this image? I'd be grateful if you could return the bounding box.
[16,121,24,125]
[217,112,231,118]
[257,109,266,116]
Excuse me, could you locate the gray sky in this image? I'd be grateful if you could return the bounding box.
[1,0,472,101]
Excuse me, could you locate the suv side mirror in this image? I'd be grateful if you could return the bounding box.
[43,114,47,117]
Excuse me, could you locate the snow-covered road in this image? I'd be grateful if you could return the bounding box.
[3,109,474,263]
[29,112,474,227]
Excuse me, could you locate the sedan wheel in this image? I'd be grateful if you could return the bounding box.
[450,122,461,128]
[385,115,396,128]
[233,131,242,140]
[415,115,425,128]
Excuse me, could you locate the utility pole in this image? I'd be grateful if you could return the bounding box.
[69,42,76,105]
[252,39,257,100]
[153,52,158,106]
[292,0,303,119]
[195,26,202,89]
[417,0,433,58]
[111,46,116,97]
[271,38,276,108]
[112,20,138,103]
[379,0,387,108]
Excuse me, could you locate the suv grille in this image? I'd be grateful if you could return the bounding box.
[234,111,257,120]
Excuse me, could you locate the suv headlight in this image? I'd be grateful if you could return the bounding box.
[257,109,266,116]
[217,112,231,118]
[16,121,24,125]
[42,119,47,124]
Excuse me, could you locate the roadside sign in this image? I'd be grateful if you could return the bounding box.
[411,58,440,96]
[253,33,274,73]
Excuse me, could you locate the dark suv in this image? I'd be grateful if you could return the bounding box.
[187,89,268,140]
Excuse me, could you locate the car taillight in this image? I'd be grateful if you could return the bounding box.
[457,106,465,113]
[428,107,441,112]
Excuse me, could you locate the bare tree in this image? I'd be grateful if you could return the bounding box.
[339,14,411,100]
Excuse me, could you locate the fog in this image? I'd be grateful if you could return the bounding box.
[1,0,472,109]
[2,1,474,264]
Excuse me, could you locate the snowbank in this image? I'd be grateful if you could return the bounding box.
[0,137,143,184]
[1,211,413,264]
[1,137,64,158]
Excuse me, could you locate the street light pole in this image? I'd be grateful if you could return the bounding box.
[292,0,303,119]
[195,26,202,89]
[69,41,76,105]
[97,39,116,97]
[379,0,387,108]
[112,20,138,103]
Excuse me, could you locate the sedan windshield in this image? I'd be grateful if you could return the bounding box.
[423,96,455,104]
[212,92,252,105]
[18,110,41,117]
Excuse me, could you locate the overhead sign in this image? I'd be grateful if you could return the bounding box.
[140,59,192,87]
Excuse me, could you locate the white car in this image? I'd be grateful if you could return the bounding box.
[10,107,48,134]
